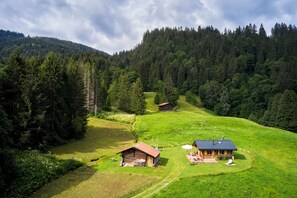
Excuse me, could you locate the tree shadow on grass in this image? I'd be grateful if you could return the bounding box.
[234,153,247,160]
[52,124,135,156]
[159,157,169,166]
[32,166,96,198]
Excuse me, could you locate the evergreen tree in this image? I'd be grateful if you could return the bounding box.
[130,78,146,114]
[214,89,231,115]
[107,80,119,107]
[154,80,167,104]
[185,91,198,106]
[1,51,27,147]
[18,56,46,149]
[164,78,179,106]
[275,90,297,132]
[117,74,131,112]
[65,59,87,139]
[39,52,67,144]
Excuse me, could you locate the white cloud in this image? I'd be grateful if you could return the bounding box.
[0,0,297,54]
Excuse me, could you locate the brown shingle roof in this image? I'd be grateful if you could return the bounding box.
[118,142,160,157]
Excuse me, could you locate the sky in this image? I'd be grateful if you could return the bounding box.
[0,0,297,54]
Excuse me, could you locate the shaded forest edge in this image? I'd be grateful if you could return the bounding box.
[113,23,297,133]
[1,22,297,196]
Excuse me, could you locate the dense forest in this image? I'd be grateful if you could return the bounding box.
[1,23,297,196]
[0,29,101,57]
[0,47,145,196]
[113,23,297,133]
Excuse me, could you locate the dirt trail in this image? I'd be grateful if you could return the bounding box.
[132,167,185,198]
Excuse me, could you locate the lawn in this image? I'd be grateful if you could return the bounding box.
[34,118,158,198]
[133,96,297,197]
[34,94,297,197]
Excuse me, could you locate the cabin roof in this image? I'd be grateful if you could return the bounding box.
[118,142,160,157]
[158,102,170,107]
[193,140,237,151]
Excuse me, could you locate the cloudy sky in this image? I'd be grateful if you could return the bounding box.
[1,0,296,54]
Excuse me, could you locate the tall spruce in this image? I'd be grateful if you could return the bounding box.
[1,51,27,147]
[275,90,297,132]
[65,59,87,139]
[39,52,67,144]
[117,74,131,112]
[130,78,146,114]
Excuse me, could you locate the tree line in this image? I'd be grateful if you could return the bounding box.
[0,50,149,151]
[113,23,297,133]
[0,51,87,150]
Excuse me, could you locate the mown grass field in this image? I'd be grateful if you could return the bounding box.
[136,93,297,197]
[34,92,297,197]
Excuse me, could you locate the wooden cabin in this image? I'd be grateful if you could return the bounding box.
[192,140,237,159]
[158,102,174,111]
[118,142,160,167]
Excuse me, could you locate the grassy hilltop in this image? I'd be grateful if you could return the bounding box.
[34,92,297,198]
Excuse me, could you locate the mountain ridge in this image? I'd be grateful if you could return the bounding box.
[0,29,107,57]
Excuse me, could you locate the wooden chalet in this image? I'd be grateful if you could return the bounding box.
[158,102,174,111]
[192,140,237,159]
[118,142,160,167]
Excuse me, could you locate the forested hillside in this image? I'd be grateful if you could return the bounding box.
[113,23,297,133]
[0,29,100,57]
[1,24,297,134]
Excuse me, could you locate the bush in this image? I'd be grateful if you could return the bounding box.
[186,91,198,106]
[2,150,83,198]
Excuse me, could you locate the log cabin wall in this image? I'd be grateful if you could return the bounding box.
[146,156,153,167]
[122,149,147,163]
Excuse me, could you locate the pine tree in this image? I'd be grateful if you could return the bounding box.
[117,74,131,112]
[276,90,297,132]
[164,78,179,106]
[65,59,87,139]
[107,80,119,108]
[1,51,27,147]
[39,52,67,144]
[19,56,46,149]
[154,80,167,104]
[130,78,146,114]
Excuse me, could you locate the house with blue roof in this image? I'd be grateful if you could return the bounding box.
[192,139,237,159]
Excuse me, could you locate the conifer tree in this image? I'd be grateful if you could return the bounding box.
[154,80,167,104]
[117,74,131,112]
[39,52,67,144]
[1,51,27,147]
[276,90,297,132]
[130,78,146,114]
[65,59,87,139]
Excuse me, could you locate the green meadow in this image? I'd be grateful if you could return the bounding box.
[34,92,297,198]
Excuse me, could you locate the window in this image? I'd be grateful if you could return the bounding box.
[207,150,212,155]
[219,150,224,155]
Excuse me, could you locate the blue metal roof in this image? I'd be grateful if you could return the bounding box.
[193,140,237,150]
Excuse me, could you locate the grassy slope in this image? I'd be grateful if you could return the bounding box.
[34,93,297,197]
[33,118,158,198]
[133,95,297,197]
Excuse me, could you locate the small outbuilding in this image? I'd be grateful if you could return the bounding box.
[158,102,174,111]
[118,142,160,167]
[192,140,237,159]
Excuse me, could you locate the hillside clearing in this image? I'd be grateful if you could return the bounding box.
[34,94,297,198]
[34,118,158,198]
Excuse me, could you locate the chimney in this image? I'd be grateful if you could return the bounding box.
[212,140,214,145]
[222,136,225,140]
